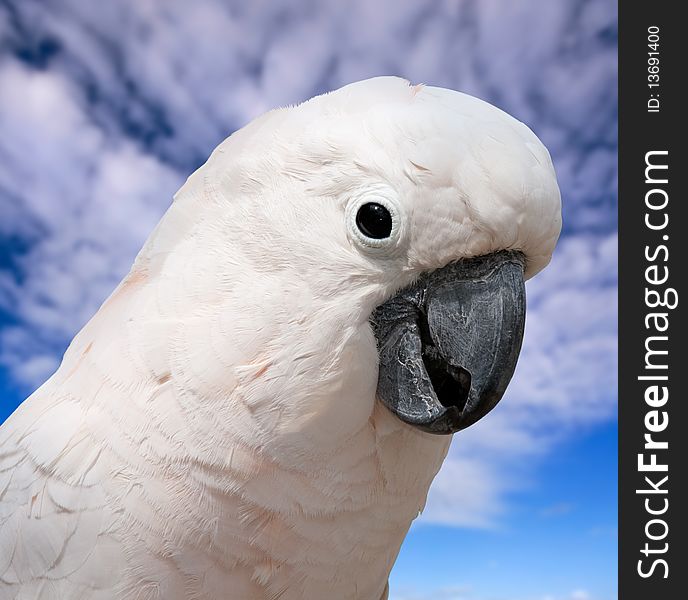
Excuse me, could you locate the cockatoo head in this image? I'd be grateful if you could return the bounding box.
[134,77,560,460]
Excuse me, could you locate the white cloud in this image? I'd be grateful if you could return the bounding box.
[0,58,181,386]
[391,586,599,600]
[0,0,616,529]
[390,585,473,600]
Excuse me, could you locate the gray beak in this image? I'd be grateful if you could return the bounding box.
[371,250,526,435]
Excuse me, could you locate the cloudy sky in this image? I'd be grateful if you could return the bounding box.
[0,1,617,599]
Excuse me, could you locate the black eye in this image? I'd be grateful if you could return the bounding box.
[355,202,393,239]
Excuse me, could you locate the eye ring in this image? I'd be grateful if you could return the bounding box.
[345,190,403,251]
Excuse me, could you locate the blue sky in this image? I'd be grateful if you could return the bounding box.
[0,1,617,598]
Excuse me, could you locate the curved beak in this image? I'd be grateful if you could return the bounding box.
[371,250,526,435]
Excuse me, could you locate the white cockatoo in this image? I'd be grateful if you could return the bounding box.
[0,77,561,600]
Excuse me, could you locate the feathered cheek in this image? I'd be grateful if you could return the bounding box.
[273,325,379,449]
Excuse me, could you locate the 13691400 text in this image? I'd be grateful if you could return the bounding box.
[647,25,660,113]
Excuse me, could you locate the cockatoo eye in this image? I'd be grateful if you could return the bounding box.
[355,203,393,239]
[345,190,403,252]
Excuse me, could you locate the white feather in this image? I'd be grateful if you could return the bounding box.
[0,77,560,599]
